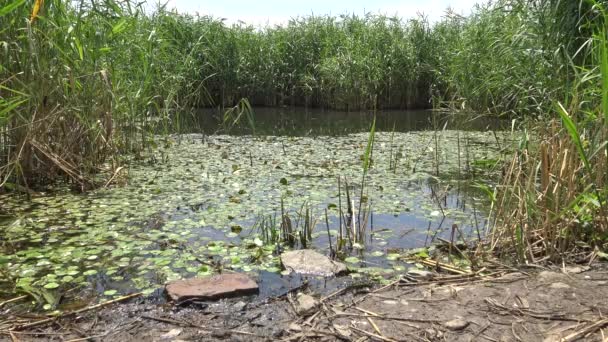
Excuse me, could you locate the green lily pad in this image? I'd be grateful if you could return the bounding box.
[44,282,60,289]
[344,256,361,264]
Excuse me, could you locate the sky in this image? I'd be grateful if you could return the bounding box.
[162,0,481,26]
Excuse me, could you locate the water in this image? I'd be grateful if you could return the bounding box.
[0,108,511,307]
[195,107,506,136]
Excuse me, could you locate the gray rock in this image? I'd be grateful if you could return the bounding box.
[165,273,258,301]
[160,328,182,340]
[564,266,590,274]
[549,282,571,289]
[232,300,247,311]
[538,271,567,282]
[281,250,347,276]
[333,324,352,337]
[443,318,469,331]
[296,293,319,316]
[288,323,302,332]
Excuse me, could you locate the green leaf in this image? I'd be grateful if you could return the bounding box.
[44,282,60,289]
[112,19,129,35]
[0,0,26,16]
[363,116,376,173]
[83,270,98,276]
[556,103,591,174]
[344,256,360,264]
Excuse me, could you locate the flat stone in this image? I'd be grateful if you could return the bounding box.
[160,328,182,340]
[165,273,258,301]
[288,323,302,332]
[443,318,469,331]
[232,300,247,311]
[538,271,567,282]
[333,324,352,337]
[296,294,319,316]
[281,250,347,276]
[564,266,590,274]
[549,282,571,289]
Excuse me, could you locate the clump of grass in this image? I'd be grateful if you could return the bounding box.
[255,199,318,249]
[0,0,216,190]
[489,2,608,262]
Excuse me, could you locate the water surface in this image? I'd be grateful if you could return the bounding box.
[196,107,506,136]
[0,109,512,306]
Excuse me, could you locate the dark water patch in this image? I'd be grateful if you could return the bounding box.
[195,107,508,136]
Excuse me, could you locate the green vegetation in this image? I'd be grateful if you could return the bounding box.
[0,0,607,305]
[0,132,500,305]
[2,0,599,188]
[489,1,608,262]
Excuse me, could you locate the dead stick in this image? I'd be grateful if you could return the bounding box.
[15,292,142,330]
[562,318,608,342]
[334,312,441,324]
[355,307,380,316]
[0,295,28,309]
[367,317,383,337]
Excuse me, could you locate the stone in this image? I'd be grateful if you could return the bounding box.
[564,265,590,274]
[443,318,469,331]
[280,250,347,276]
[160,329,182,340]
[538,271,567,282]
[165,273,258,301]
[296,293,319,316]
[232,300,247,311]
[333,324,352,337]
[549,282,571,289]
[288,323,302,332]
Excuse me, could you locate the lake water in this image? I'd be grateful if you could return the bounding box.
[0,108,512,307]
[196,107,507,136]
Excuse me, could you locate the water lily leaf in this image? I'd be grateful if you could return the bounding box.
[344,257,360,264]
[44,282,60,289]
[386,253,400,261]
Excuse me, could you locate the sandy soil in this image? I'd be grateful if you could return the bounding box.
[3,264,608,342]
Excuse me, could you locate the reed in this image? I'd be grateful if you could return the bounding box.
[1,0,596,189]
[489,1,608,262]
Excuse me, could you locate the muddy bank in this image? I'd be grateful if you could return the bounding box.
[2,263,608,341]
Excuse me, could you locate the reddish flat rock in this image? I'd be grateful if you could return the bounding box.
[165,273,258,301]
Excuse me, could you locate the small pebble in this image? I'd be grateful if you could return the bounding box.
[443,318,469,331]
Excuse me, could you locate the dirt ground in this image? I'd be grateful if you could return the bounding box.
[2,264,608,342]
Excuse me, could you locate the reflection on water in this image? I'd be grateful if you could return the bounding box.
[195,107,507,136]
